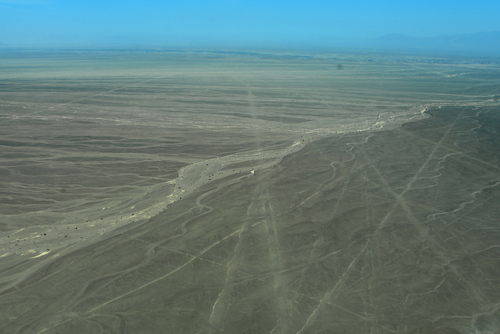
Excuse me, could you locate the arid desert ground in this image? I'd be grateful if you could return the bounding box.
[1,49,500,333]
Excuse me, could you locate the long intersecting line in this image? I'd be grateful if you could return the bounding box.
[295,111,464,333]
[85,227,242,314]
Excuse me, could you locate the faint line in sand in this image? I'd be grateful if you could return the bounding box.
[86,227,242,314]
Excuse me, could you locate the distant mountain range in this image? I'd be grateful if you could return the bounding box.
[375,31,500,54]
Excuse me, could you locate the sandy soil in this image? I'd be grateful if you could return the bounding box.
[1,49,499,334]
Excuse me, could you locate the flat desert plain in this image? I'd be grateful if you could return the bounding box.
[1,49,500,333]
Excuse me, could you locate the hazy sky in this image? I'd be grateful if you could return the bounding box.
[1,0,500,46]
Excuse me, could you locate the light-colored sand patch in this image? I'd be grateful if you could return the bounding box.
[30,251,50,259]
